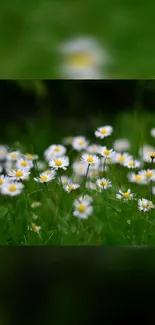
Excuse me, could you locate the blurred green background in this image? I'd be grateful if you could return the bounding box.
[0,0,155,78]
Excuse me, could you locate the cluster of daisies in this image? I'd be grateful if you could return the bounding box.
[1,124,155,234]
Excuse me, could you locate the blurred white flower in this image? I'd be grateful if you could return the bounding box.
[95,125,113,139]
[150,128,155,138]
[1,181,24,196]
[58,36,109,79]
[72,136,88,152]
[140,145,155,163]
[0,145,8,160]
[113,139,131,152]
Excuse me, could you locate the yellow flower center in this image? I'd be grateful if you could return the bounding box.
[40,175,48,181]
[69,53,94,67]
[100,128,107,135]
[150,153,155,158]
[123,192,130,199]
[32,225,40,232]
[128,161,135,167]
[87,156,94,163]
[27,154,33,159]
[148,201,153,207]
[142,203,147,208]
[78,140,84,146]
[15,171,23,177]
[21,161,28,167]
[78,204,86,213]
[135,175,142,182]
[11,153,17,159]
[146,171,153,178]
[0,179,4,185]
[9,185,17,192]
[78,166,84,172]
[68,185,74,191]
[118,155,125,162]
[100,180,107,186]
[104,149,110,155]
[55,160,62,166]
[54,147,60,152]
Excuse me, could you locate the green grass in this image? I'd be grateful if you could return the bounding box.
[1,109,155,245]
[1,0,155,78]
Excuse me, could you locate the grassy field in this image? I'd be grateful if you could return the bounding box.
[1,107,155,246]
[1,0,155,78]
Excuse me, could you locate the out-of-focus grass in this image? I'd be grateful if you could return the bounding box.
[0,0,155,78]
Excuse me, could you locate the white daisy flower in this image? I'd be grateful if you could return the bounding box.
[25,153,38,161]
[81,153,99,165]
[114,152,132,165]
[87,144,101,154]
[16,158,33,170]
[138,198,154,212]
[128,172,147,185]
[113,138,131,152]
[1,181,24,196]
[64,183,80,193]
[44,144,66,161]
[72,136,89,151]
[86,181,97,191]
[31,223,41,234]
[44,169,56,177]
[99,146,114,158]
[34,171,55,183]
[116,189,134,201]
[0,175,9,188]
[139,169,155,182]
[31,201,41,209]
[49,156,69,170]
[95,125,113,139]
[124,159,141,169]
[72,161,87,176]
[96,177,112,190]
[73,196,93,219]
[8,168,30,181]
[150,128,155,138]
[0,145,8,160]
[58,36,108,79]
[36,161,47,171]
[139,145,155,163]
[60,175,71,185]
[7,151,21,161]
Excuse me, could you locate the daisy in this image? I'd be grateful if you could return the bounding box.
[87,144,101,154]
[44,169,56,177]
[44,144,66,161]
[139,169,155,182]
[16,158,33,170]
[150,128,155,138]
[60,175,71,185]
[124,159,141,169]
[49,156,69,170]
[95,125,113,139]
[139,145,155,163]
[116,189,134,201]
[64,183,80,193]
[34,171,55,183]
[31,223,41,234]
[81,153,99,165]
[113,138,131,152]
[7,151,21,161]
[114,152,132,165]
[99,146,114,158]
[0,175,9,188]
[96,177,112,190]
[72,161,87,176]
[138,198,154,212]
[72,136,89,151]
[128,172,147,185]
[1,181,24,196]
[31,201,41,209]
[0,145,8,160]
[25,153,38,161]
[58,36,108,79]
[78,194,93,204]
[73,196,93,219]
[8,168,30,181]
